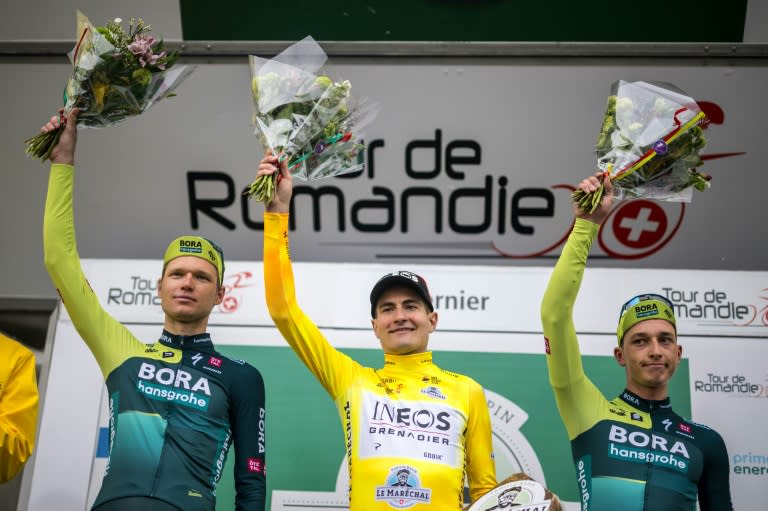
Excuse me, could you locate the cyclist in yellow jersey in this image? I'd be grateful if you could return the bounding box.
[258,152,496,510]
[0,332,39,483]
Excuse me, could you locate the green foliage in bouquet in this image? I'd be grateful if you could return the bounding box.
[24,13,180,161]
[573,93,711,214]
[246,72,360,203]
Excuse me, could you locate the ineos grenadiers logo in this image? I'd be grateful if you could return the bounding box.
[271,390,546,510]
[137,362,211,411]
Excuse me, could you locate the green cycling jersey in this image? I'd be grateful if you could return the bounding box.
[541,218,732,511]
[44,163,266,511]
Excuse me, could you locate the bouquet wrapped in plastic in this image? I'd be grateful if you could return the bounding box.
[573,80,711,213]
[246,36,377,202]
[24,10,193,161]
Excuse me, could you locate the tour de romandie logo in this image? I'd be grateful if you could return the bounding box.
[375,465,432,508]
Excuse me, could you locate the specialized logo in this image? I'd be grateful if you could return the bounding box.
[179,239,203,254]
[420,386,446,400]
[375,465,431,508]
[137,362,211,410]
[608,406,627,417]
[191,353,204,366]
[608,424,690,473]
[662,418,673,432]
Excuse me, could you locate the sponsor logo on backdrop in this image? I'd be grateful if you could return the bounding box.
[102,270,256,314]
[652,287,768,328]
[215,271,256,314]
[187,102,742,263]
[693,372,765,397]
[107,275,162,307]
[732,452,768,477]
[375,465,432,508]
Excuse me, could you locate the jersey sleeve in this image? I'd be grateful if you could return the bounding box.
[0,338,39,482]
[697,427,733,511]
[43,164,143,377]
[230,364,267,511]
[540,218,606,440]
[465,380,497,502]
[263,212,360,398]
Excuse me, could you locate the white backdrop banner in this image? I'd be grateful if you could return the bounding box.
[26,259,767,510]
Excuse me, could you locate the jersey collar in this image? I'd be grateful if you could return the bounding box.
[158,330,215,351]
[620,388,672,412]
[383,351,433,371]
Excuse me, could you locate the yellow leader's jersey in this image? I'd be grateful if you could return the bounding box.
[264,212,496,510]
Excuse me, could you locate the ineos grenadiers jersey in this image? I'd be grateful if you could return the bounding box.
[264,213,496,510]
[541,219,733,511]
[44,164,266,511]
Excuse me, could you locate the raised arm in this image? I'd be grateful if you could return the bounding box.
[42,110,142,377]
[260,153,359,397]
[540,173,613,438]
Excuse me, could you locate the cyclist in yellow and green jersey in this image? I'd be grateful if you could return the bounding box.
[40,110,266,511]
[541,172,732,511]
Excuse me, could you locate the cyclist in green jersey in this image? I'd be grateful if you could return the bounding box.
[541,172,733,511]
[40,110,266,511]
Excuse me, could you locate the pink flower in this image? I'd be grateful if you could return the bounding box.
[128,35,165,68]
